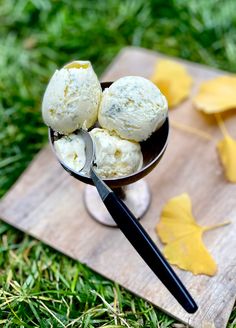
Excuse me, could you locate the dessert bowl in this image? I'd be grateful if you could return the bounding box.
[49,82,169,187]
[49,81,169,226]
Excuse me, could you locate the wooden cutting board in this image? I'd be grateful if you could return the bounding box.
[0,47,235,328]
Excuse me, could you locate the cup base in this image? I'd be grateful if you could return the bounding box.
[84,179,151,227]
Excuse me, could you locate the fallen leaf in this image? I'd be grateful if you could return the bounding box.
[215,113,236,183]
[193,76,236,113]
[217,136,236,183]
[156,193,230,276]
[150,59,192,108]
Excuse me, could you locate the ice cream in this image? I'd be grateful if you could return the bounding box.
[98,76,168,142]
[54,134,86,172]
[42,61,102,134]
[89,128,143,178]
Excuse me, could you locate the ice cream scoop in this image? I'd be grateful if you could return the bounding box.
[98,76,168,142]
[89,128,143,178]
[53,128,143,179]
[42,61,102,134]
[54,134,86,172]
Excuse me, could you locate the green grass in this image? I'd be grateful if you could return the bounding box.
[0,0,236,326]
[0,226,176,327]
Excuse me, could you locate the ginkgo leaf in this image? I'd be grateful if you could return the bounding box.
[217,136,236,183]
[150,59,192,108]
[193,76,236,113]
[215,113,236,183]
[156,193,230,276]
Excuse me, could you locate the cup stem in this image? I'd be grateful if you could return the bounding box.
[84,179,151,227]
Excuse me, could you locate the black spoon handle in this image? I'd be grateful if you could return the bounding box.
[90,169,197,313]
[97,184,198,313]
[103,191,198,313]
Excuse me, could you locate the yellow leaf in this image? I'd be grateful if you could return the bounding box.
[217,136,236,183]
[156,193,230,276]
[150,60,192,108]
[215,113,236,183]
[193,76,236,114]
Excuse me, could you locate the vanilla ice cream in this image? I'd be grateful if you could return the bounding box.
[54,134,86,172]
[89,128,143,178]
[98,76,168,142]
[42,61,102,134]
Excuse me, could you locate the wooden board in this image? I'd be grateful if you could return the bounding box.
[0,47,236,328]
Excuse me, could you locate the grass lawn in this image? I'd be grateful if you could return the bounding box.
[0,0,236,326]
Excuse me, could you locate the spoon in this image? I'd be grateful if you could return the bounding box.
[50,128,198,314]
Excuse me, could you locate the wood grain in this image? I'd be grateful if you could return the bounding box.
[0,47,236,328]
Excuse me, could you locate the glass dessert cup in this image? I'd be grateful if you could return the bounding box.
[49,81,169,226]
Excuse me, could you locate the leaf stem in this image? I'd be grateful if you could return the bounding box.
[170,120,213,140]
[215,113,230,137]
[203,220,231,232]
